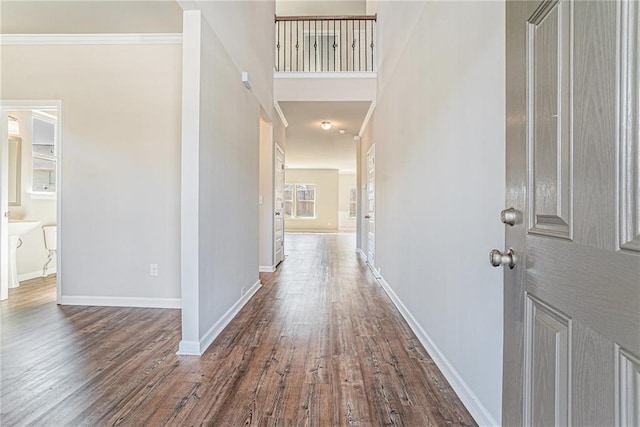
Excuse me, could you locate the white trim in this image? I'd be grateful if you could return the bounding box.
[356,248,367,260]
[0,33,183,46]
[18,269,56,283]
[273,101,289,128]
[275,72,377,79]
[358,100,376,138]
[376,274,498,427]
[179,9,202,355]
[59,295,181,309]
[259,265,276,273]
[177,340,200,356]
[177,280,262,356]
[367,261,381,279]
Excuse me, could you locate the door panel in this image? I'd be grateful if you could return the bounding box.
[620,0,640,253]
[504,1,640,425]
[366,144,376,271]
[617,347,640,426]
[0,110,9,300]
[528,0,572,239]
[525,295,571,427]
[274,144,285,266]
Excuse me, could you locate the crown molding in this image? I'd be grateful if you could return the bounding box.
[0,33,182,46]
[273,101,289,128]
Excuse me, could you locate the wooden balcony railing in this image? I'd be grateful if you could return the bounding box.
[275,15,377,73]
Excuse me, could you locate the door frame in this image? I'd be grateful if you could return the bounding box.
[0,100,63,303]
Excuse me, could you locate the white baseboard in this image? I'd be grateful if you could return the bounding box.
[59,295,181,309]
[177,340,201,356]
[376,275,498,427]
[177,279,262,356]
[18,269,57,282]
[356,248,367,260]
[259,265,275,273]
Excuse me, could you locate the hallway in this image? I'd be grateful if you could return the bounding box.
[1,233,475,425]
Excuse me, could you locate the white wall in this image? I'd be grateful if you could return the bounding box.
[180,6,271,354]
[359,2,505,424]
[181,0,275,120]
[0,1,182,34]
[8,111,57,280]
[2,43,182,304]
[197,16,260,340]
[285,169,338,232]
[276,1,366,16]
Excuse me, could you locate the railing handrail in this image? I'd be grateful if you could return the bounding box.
[275,14,377,23]
[275,14,376,72]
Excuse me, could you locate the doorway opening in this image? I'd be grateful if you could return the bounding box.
[1,101,62,303]
[275,101,366,263]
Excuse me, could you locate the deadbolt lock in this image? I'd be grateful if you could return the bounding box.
[500,208,518,226]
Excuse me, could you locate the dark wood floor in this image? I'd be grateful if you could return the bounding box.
[1,233,476,426]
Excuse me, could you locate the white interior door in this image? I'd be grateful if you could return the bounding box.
[503,1,640,425]
[1,110,9,300]
[366,144,378,276]
[274,144,285,267]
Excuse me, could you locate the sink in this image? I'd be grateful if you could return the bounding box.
[9,220,41,236]
[7,220,41,289]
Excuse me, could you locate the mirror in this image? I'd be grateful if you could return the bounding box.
[8,136,21,206]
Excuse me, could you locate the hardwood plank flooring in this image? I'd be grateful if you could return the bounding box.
[1,233,476,426]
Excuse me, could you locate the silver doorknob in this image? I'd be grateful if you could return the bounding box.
[275,212,281,216]
[490,248,517,269]
[364,215,371,219]
[500,208,518,226]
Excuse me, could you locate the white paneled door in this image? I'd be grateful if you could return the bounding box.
[503,1,640,425]
[0,109,9,300]
[274,144,285,267]
[366,144,379,277]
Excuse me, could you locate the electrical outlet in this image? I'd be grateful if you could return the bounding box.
[150,264,158,276]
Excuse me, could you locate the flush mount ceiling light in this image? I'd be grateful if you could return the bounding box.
[339,129,346,135]
[321,121,332,130]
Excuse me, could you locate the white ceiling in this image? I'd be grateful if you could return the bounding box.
[279,101,371,173]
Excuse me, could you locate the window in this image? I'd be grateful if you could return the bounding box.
[284,183,293,217]
[295,184,315,217]
[31,115,56,193]
[284,183,316,218]
[349,187,357,217]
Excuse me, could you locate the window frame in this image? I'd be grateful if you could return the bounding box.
[283,183,294,218]
[284,182,317,219]
[348,186,357,218]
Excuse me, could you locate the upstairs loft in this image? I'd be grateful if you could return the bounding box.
[274,14,377,104]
